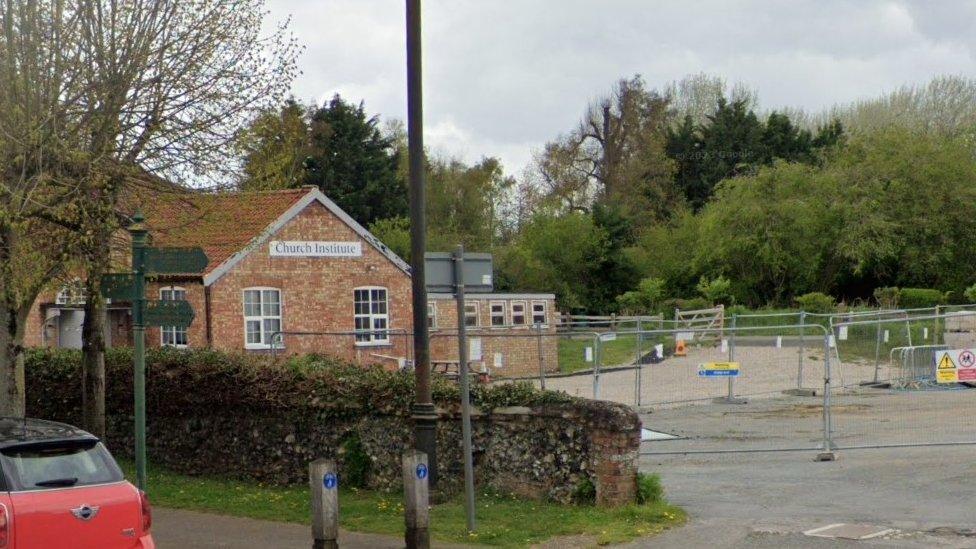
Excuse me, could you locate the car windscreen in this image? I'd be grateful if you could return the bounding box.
[0,440,124,491]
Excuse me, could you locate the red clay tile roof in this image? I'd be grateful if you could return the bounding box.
[132,188,310,275]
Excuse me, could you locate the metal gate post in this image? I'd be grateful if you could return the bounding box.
[873,315,882,383]
[798,311,806,389]
[817,334,836,461]
[635,318,643,406]
[536,323,546,391]
[593,333,601,400]
[727,317,735,400]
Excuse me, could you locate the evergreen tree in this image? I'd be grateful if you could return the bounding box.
[302,95,407,226]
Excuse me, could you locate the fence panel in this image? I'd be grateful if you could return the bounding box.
[548,325,833,455]
[828,312,976,449]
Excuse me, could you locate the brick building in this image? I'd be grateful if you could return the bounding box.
[25,186,558,377]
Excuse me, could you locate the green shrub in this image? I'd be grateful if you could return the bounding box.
[615,278,667,315]
[794,292,836,314]
[725,304,748,317]
[898,288,947,308]
[572,477,596,505]
[873,287,899,308]
[339,434,371,488]
[636,472,663,505]
[964,284,976,303]
[695,275,733,305]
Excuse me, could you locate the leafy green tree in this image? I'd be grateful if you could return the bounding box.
[426,157,514,252]
[237,100,310,191]
[368,217,411,260]
[616,278,667,314]
[302,95,407,227]
[696,275,733,305]
[829,126,976,295]
[496,213,609,312]
[761,112,813,163]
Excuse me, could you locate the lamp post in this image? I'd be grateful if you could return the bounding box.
[129,213,148,491]
[406,0,437,486]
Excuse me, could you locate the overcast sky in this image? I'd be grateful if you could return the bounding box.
[266,0,976,176]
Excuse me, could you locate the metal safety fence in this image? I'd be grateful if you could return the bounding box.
[263,309,976,457]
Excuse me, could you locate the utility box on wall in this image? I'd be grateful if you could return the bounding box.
[424,252,494,293]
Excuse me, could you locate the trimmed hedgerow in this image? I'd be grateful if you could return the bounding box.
[25,347,577,423]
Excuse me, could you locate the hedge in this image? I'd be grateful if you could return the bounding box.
[896,288,947,309]
[25,347,577,424]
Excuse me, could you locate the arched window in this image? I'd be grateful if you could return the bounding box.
[160,287,188,347]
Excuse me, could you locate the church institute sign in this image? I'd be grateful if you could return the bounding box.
[269,241,363,258]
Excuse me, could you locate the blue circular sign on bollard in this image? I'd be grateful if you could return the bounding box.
[416,463,428,480]
[323,472,338,490]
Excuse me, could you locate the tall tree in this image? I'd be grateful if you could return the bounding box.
[0,0,298,428]
[534,75,679,223]
[0,0,90,416]
[302,95,407,227]
[237,100,311,190]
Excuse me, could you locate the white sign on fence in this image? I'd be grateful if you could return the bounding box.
[838,325,848,341]
[675,332,694,342]
[935,348,976,383]
[600,333,617,342]
[884,330,890,343]
[720,339,728,353]
[828,335,836,348]
[775,336,783,348]
[924,327,929,340]
[585,347,593,362]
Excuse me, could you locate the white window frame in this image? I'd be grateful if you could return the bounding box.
[160,286,188,348]
[489,301,507,328]
[55,280,87,306]
[510,300,528,327]
[427,301,438,330]
[531,300,548,327]
[243,287,283,350]
[354,286,390,346]
[464,301,480,328]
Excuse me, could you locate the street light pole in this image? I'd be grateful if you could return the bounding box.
[129,213,148,491]
[406,0,437,486]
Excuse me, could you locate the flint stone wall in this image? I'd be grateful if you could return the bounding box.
[98,401,638,505]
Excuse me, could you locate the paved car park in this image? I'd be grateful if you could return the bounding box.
[638,428,976,548]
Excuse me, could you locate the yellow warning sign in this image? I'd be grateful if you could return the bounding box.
[937,369,959,383]
[938,354,956,370]
[701,362,740,371]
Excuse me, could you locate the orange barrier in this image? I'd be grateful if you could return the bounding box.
[675,339,687,356]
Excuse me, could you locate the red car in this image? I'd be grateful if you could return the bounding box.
[0,417,154,548]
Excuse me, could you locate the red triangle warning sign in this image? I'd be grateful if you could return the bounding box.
[938,354,956,370]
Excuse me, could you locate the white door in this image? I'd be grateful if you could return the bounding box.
[57,309,84,349]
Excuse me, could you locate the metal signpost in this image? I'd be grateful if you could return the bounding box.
[107,213,205,491]
[451,245,477,532]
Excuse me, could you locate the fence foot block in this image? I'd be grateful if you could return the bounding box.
[712,397,748,405]
[783,388,818,397]
[815,451,836,462]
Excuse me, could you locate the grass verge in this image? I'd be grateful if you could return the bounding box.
[122,461,685,547]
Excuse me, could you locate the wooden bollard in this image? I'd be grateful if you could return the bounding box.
[310,458,339,549]
[403,449,430,549]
